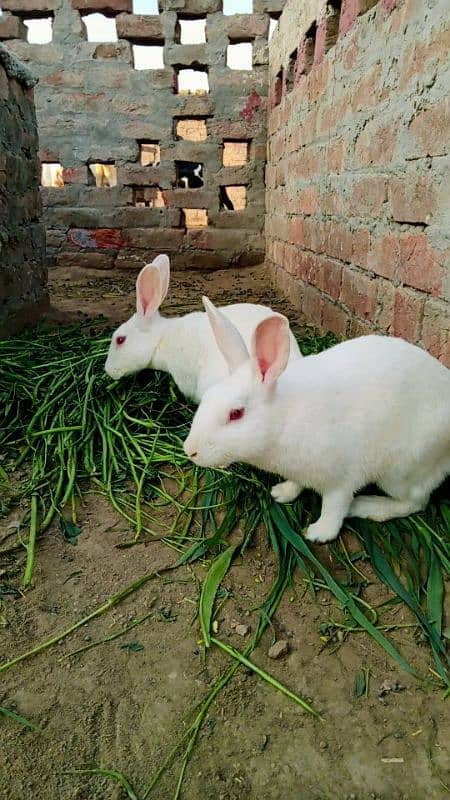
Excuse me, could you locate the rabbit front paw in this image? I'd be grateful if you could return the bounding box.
[271,480,302,504]
[305,519,339,543]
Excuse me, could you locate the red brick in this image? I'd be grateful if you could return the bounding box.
[320,258,343,301]
[322,301,349,336]
[71,0,131,11]
[0,15,26,38]
[350,176,387,218]
[381,0,401,11]
[62,167,88,185]
[2,0,60,9]
[124,228,184,251]
[301,284,324,326]
[352,227,371,269]
[324,221,353,263]
[56,252,115,269]
[298,186,318,216]
[355,119,399,167]
[367,233,399,280]
[296,252,324,289]
[393,288,424,342]
[409,99,449,158]
[351,64,382,111]
[421,298,450,368]
[313,15,327,65]
[388,175,437,224]
[376,278,395,332]
[289,217,305,246]
[340,267,377,319]
[283,243,299,276]
[344,36,359,70]
[399,233,442,296]
[327,138,346,173]
[339,0,359,36]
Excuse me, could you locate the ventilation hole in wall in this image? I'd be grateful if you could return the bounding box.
[133,187,165,207]
[223,141,249,166]
[223,0,252,14]
[133,0,159,13]
[268,14,280,41]
[303,22,317,76]
[175,16,206,45]
[88,163,117,188]
[41,163,63,188]
[82,13,118,43]
[176,67,209,95]
[24,17,53,44]
[176,162,204,188]
[176,118,207,141]
[132,44,164,70]
[183,209,208,228]
[139,142,160,165]
[273,69,283,107]
[325,1,341,52]
[227,41,253,70]
[285,48,297,92]
[220,186,246,211]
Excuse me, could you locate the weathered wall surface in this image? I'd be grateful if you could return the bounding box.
[0,43,47,335]
[1,0,284,271]
[267,0,450,366]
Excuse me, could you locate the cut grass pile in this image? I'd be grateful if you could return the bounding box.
[0,320,449,797]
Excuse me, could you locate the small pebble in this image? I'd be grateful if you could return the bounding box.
[235,624,250,637]
[268,640,289,659]
[319,740,327,750]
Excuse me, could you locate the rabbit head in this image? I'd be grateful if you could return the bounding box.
[183,296,290,469]
[105,254,170,380]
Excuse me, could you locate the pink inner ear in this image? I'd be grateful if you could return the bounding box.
[258,357,270,380]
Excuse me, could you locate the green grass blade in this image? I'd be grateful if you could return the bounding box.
[199,544,237,647]
[270,504,417,677]
[0,705,41,733]
[69,768,140,800]
[211,637,321,718]
[427,551,444,638]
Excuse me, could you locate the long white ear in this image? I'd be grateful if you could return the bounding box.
[202,295,249,373]
[251,315,290,386]
[136,264,163,318]
[151,254,170,303]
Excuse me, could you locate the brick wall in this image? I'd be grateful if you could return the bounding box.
[1,0,285,271]
[0,44,48,335]
[267,0,450,367]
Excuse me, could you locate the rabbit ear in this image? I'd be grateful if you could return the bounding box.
[151,254,170,303]
[136,263,163,318]
[202,295,249,373]
[251,315,290,386]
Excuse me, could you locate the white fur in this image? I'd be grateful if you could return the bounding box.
[104,254,301,401]
[184,299,450,543]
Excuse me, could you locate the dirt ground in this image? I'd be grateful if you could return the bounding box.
[1,264,449,800]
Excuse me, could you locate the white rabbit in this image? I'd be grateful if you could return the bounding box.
[183,297,450,543]
[105,254,302,397]
[105,255,303,502]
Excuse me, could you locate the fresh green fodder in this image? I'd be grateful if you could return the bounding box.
[0,321,449,796]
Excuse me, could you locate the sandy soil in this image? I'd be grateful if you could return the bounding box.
[1,264,448,800]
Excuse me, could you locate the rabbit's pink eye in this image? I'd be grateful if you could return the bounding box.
[228,408,244,422]
[116,335,126,346]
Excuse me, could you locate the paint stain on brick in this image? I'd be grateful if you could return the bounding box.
[68,229,125,250]
[240,91,264,122]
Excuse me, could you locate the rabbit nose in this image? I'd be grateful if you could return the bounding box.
[187,450,198,458]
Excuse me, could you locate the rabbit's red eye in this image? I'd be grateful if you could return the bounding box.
[228,408,245,422]
[116,335,126,346]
